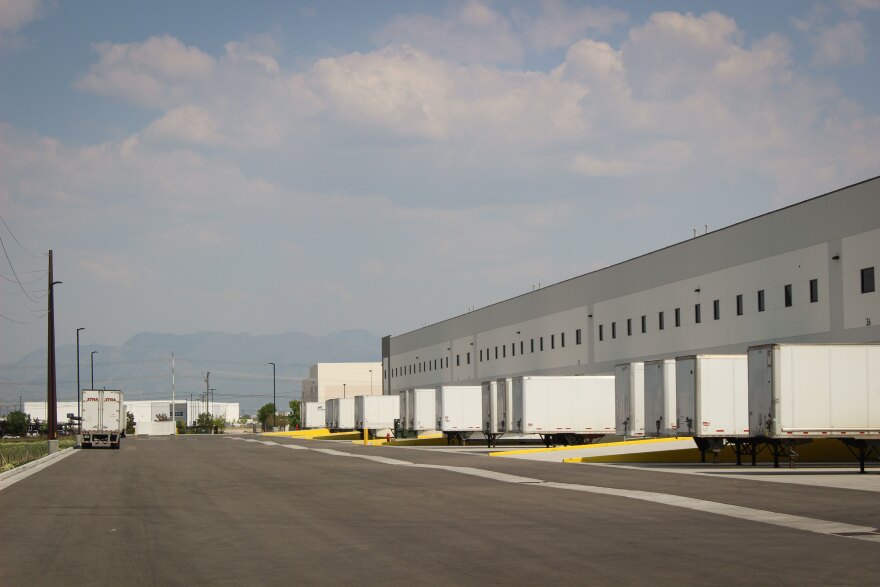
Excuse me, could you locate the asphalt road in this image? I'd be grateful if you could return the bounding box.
[1,435,879,586]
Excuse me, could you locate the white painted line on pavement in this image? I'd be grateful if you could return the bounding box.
[0,448,79,493]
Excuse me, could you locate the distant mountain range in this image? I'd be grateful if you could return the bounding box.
[0,330,381,415]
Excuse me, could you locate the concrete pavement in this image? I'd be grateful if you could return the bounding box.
[1,435,878,585]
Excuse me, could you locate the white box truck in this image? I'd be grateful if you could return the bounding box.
[302,401,326,429]
[81,389,125,449]
[511,376,615,446]
[436,385,482,444]
[355,395,399,433]
[614,363,645,437]
[644,359,677,437]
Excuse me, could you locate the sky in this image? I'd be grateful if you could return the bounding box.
[1,0,879,365]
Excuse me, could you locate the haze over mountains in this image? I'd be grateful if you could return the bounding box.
[0,330,381,415]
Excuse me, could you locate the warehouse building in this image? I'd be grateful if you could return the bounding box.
[383,177,880,393]
[300,362,383,402]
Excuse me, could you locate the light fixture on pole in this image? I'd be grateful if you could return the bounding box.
[76,327,84,432]
[90,351,98,389]
[369,369,373,394]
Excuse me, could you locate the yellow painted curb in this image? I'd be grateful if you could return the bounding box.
[489,436,690,457]
[350,434,446,447]
[263,429,330,438]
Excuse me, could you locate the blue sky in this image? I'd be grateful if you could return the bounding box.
[1,0,879,364]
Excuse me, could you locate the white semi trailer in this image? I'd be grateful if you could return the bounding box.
[302,401,326,429]
[511,376,615,447]
[676,355,749,462]
[398,388,436,436]
[355,395,399,437]
[644,359,677,437]
[81,389,125,449]
[748,343,880,471]
[435,385,482,444]
[614,363,645,438]
[326,398,355,431]
[482,380,501,444]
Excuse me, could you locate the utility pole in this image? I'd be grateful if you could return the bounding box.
[171,352,175,426]
[268,363,276,431]
[90,351,98,389]
[47,250,61,444]
[76,327,84,433]
[204,371,210,416]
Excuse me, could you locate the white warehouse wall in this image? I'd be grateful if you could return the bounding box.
[383,177,880,393]
[301,362,383,402]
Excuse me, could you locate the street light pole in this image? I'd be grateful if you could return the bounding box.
[343,383,346,398]
[76,328,84,433]
[90,351,98,389]
[268,363,276,430]
[47,250,62,443]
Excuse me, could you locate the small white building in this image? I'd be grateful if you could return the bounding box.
[300,362,383,402]
[25,399,240,427]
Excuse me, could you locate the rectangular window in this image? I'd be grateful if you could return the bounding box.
[861,267,875,294]
[434,359,437,370]
[540,337,544,351]
[502,345,506,358]
[456,355,460,367]
[551,334,555,350]
[713,299,720,320]
[641,315,647,333]
[810,279,818,303]
[480,349,483,362]
[576,329,582,345]
[658,311,665,331]
[611,322,617,339]
[736,294,743,316]
[627,318,632,336]
[511,343,515,357]
[530,338,535,353]
[695,303,702,324]
[758,290,765,312]
[561,332,566,347]
[495,346,498,360]
[520,341,524,354]
[674,308,681,327]
[466,352,470,365]
[599,325,604,342]
[784,284,793,307]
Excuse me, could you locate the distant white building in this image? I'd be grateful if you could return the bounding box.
[300,362,382,402]
[24,399,240,426]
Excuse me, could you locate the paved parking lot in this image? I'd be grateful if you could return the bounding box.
[1,435,878,585]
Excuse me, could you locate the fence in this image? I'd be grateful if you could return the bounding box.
[0,442,49,469]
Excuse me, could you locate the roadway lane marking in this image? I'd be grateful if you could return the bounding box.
[268,442,880,544]
[0,448,79,493]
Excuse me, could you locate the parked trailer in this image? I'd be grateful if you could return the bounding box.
[498,377,514,433]
[355,395,399,437]
[397,390,411,435]
[482,380,500,441]
[644,359,677,437]
[81,389,125,449]
[302,401,326,429]
[749,343,880,471]
[676,355,748,462]
[614,363,645,437]
[398,388,436,436]
[326,397,355,431]
[511,376,615,447]
[436,385,482,444]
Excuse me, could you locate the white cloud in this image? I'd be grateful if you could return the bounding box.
[518,0,628,51]
[79,253,141,288]
[570,141,691,178]
[144,105,222,145]
[0,0,43,49]
[812,20,867,66]
[840,0,880,15]
[374,1,522,65]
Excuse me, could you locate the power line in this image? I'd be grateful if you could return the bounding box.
[0,311,47,324]
[0,233,43,304]
[0,214,42,259]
